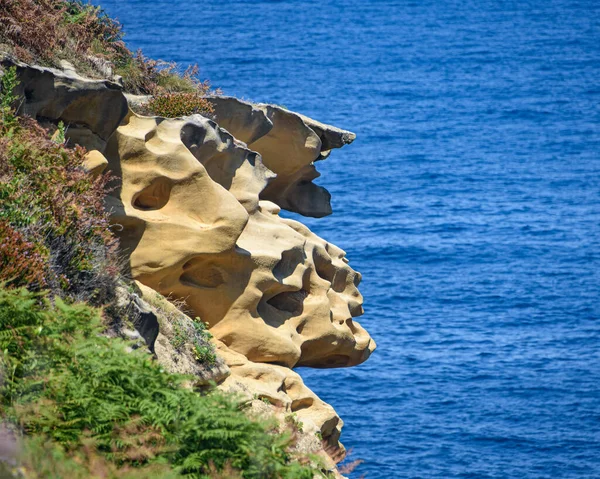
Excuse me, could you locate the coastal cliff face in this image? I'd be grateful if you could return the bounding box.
[0,55,374,467]
[104,111,374,370]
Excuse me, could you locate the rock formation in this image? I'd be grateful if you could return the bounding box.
[0,55,128,151]
[216,341,344,467]
[100,110,374,461]
[208,96,356,218]
[2,57,375,465]
[104,112,374,371]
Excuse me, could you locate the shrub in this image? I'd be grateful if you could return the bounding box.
[0,220,48,289]
[0,0,128,66]
[0,65,19,127]
[0,287,320,478]
[116,52,210,96]
[0,1,218,98]
[144,92,214,118]
[0,72,119,304]
[115,50,168,95]
[141,63,218,117]
[11,436,180,479]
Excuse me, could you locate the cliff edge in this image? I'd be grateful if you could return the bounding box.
[0,16,374,475]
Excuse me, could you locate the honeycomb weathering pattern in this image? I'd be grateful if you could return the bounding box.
[105,111,375,369]
[207,96,357,218]
[103,110,375,454]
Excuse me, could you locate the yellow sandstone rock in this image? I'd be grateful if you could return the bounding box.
[208,97,356,218]
[1,55,128,151]
[216,340,344,461]
[103,111,249,284]
[82,149,108,177]
[105,111,374,369]
[104,109,374,457]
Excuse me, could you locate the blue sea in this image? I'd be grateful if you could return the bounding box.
[95,1,600,477]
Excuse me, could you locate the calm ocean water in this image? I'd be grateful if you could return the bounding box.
[95,1,600,477]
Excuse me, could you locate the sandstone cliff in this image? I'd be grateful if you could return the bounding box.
[0,55,375,472]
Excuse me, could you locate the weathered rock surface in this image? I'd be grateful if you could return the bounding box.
[0,55,128,151]
[129,294,160,353]
[105,111,374,370]
[295,111,356,151]
[103,112,249,282]
[207,96,273,145]
[104,110,374,457]
[207,96,356,218]
[217,341,345,472]
[82,149,109,177]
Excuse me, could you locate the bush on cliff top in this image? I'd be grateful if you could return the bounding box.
[143,91,215,118]
[0,0,217,115]
[0,0,128,71]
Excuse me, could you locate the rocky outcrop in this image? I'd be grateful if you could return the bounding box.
[102,112,249,283]
[208,96,356,218]
[3,59,374,464]
[0,55,128,151]
[104,112,374,372]
[207,96,273,145]
[217,341,345,472]
[134,282,230,386]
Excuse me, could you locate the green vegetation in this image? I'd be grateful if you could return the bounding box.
[0,0,128,73]
[141,291,217,364]
[0,61,321,478]
[0,64,19,126]
[191,319,216,364]
[0,287,318,478]
[0,0,217,115]
[52,121,66,144]
[0,67,118,304]
[168,315,216,364]
[285,414,304,434]
[144,91,214,118]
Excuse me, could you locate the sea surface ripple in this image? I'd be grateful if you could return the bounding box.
[95,1,600,477]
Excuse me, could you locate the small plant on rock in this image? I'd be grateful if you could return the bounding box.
[144,91,214,118]
[285,413,304,433]
[52,120,67,144]
[0,66,19,126]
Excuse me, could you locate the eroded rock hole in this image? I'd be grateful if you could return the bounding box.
[267,290,308,314]
[314,250,335,282]
[180,261,225,288]
[132,178,172,210]
[273,248,306,281]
